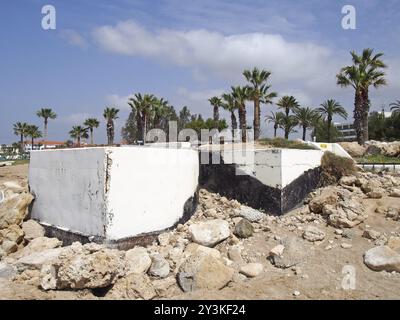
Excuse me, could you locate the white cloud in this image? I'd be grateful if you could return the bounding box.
[60,30,88,49]
[92,20,340,90]
[105,94,134,111]
[55,113,91,125]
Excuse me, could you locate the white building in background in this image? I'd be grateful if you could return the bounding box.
[24,140,65,151]
[334,110,393,141]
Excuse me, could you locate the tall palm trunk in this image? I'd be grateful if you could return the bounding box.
[253,98,261,141]
[31,137,34,150]
[362,89,370,143]
[284,129,289,139]
[44,118,48,149]
[90,128,94,145]
[213,106,219,122]
[302,126,307,141]
[142,114,147,143]
[77,136,81,147]
[327,115,332,143]
[353,90,364,145]
[107,120,114,145]
[136,112,143,142]
[238,104,247,142]
[274,125,278,138]
[20,134,24,153]
[231,111,237,140]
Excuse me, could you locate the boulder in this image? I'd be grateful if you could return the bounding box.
[125,247,151,275]
[0,224,24,244]
[1,240,18,255]
[238,206,264,222]
[15,237,62,258]
[339,142,366,157]
[390,189,400,198]
[324,199,367,228]
[233,219,254,239]
[228,245,244,264]
[148,254,170,278]
[21,220,45,241]
[302,226,325,242]
[40,247,126,290]
[363,230,381,240]
[189,219,230,247]
[309,187,339,214]
[184,243,221,259]
[2,181,26,194]
[363,246,400,272]
[339,176,357,186]
[106,274,157,300]
[15,248,63,272]
[239,263,263,278]
[177,252,234,292]
[365,144,382,156]
[269,244,285,258]
[0,192,34,229]
[0,262,17,280]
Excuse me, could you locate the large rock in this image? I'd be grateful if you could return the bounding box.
[1,240,18,255]
[2,181,26,194]
[238,206,264,222]
[233,219,254,239]
[324,199,367,228]
[184,243,221,259]
[106,274,157,300]
[178,252,234,292]
[0,192,34,229]
[339,142,366,158]
[0,224,24,244]
[148,254,170,278]
[125,247,151,275]
[309,187,339,214]
[363,246,400,272]
[302,226,325,242]
[22,220,45,241]
[0,262,17,279]
[239,263,263,278]
[14,237,62,258]
[40,246,126,290]
[15,248,63,272]
[189,219,230,247]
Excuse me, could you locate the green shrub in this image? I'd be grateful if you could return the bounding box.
[319,151,357,186]
[258,138,317,150]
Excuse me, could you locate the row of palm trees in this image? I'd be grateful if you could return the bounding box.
[266,98,348,141]
[13,108,57,152]
[208,48,387,145]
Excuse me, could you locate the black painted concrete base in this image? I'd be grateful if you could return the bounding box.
[200,160,321,215]
[40,189,199,250]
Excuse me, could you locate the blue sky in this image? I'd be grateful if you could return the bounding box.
[1,0,400,144]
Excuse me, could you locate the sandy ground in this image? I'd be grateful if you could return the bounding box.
[1,164,400,300]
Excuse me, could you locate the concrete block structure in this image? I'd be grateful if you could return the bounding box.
[29,146,199,248]
[200,147,324,215]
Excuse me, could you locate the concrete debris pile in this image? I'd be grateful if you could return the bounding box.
[340,140,400,158]
[1,172,400,299]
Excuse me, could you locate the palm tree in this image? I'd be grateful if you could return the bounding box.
[69,126,88,147]
[243,67,277,140]
[26,125,42,150]
[222,93,238,139]
[128,94,158,142]
[337,48,387,145]
[317,100,348,143]
[293,107,320,141]
[103,107,120,145]
[84,118,100,145]
[281,115,298,139]
[276,96,299,117]
[36,108,57,146]
[13,122,29,152]
[208,96,223,122]
[231,86,249,142]
[266,111,285,138]
[153,98,169,129]
[389,100,400,113]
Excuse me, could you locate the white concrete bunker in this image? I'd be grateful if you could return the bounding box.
[29,146,199,247]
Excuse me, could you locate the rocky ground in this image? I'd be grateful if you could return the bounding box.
[1,164,400,300]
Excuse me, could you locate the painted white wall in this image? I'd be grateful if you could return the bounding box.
[306,142,352,159]
[280,149,324,188]
[105,146,199,240]
[29,148,107,237]
[221,148,323,189]
[29,146,199,241]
